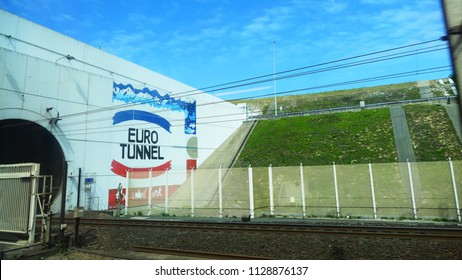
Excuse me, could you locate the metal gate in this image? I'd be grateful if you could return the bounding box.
[0,163,52,245]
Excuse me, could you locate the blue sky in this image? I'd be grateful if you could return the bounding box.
[0,0,452,100]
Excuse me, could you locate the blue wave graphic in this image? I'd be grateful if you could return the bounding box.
[112,82,196,134]
[113,110,171,133]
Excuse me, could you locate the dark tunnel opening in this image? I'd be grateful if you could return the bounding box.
[0,119,65,203]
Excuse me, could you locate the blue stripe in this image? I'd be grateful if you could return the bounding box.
[113,110,171,133]
[113,82,196,135]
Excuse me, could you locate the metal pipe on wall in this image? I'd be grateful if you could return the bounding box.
[74,168,81,248]
[59,163,68,251]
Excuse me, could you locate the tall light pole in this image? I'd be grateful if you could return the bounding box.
[272,40,278,117]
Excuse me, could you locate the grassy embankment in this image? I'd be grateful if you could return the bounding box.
[233,80,462,167]
[404,104,462,161]
[208,81,462,219]
[235,104,462,167]
[235,108,397,167]
[226,104,462,219]
[235,82,420,115]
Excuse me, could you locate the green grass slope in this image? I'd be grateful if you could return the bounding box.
[276,82,419,114]
[404,104,462,161]
[232,79,462,168]
[235,108,397,167]
[235,82,420,114]
[233,80,457,115]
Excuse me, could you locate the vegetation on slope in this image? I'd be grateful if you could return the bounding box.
[404,104,462,161]
[235,108,397,167]
[233,82,420,115]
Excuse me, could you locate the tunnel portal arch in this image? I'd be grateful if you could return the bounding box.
[0,119,66,203]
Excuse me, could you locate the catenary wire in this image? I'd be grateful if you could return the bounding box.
[0,37,450,132]
[6,65,450,140]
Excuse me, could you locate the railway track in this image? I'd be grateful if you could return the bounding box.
[133,246,271,260]
[65,217,462,240]
[26,217,462,259]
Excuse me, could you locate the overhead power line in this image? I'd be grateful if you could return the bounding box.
[181,38,445,95]
[1,65,450,137]
[0,37,451,133]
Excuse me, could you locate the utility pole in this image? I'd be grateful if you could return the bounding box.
[273,40,278,117]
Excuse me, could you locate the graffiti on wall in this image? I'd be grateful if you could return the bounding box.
[107,185,180,209]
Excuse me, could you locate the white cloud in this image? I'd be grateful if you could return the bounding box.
[366,5,444,40]
[127,13,162,27]
[361,0,398,4]
[240,5,295,38]
[52,13,73,22]
[323,0,348,14]
[198,7,225,26]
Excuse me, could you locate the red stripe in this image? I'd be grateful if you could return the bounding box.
[111,159,172,179]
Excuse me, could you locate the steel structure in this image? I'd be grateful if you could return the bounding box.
[0,163,52,245]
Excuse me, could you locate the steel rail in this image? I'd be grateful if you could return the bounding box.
[133,245,272,260]
[69,218,462,240]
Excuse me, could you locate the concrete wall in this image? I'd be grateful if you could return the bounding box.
[0,10,245,211]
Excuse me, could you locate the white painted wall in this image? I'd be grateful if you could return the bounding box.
[0,10,245,211]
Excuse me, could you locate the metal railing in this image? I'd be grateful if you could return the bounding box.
[250,96,457,120]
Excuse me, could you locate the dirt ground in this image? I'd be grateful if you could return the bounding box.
[44,248,204,260]
[45,250,119,260]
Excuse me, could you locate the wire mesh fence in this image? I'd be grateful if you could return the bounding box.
[124,160,462,221]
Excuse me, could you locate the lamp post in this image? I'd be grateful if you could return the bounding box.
[272,40,277,117]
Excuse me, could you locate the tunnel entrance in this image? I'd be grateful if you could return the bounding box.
[0,119,65,202]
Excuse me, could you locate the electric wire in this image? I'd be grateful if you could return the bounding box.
[0,63,451,134]
[174,38,444,95]
[3,65,450,141]
[2,43,449,130]
[201,45,448,95]
[1,32,446,116]
[52,65,453,139]
[0,36,451,134]
[47,42,451,120]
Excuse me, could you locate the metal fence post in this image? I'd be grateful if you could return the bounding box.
[407,160,417,219]
[249,165,255,219]
[268,164,274,216]
[300,163,306,218]
[148,169,152,216]
[333,162,340,218]
[218,166,223,218]
[191,168,195,217]
[368,163,377,219]
[125,170,129,216]
[165,168,169,216]
[449,158,461,222]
